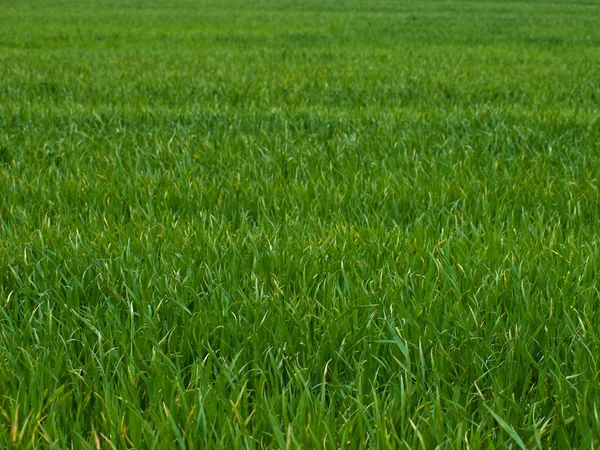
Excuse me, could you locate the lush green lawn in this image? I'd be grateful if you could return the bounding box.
[1,0,599,447]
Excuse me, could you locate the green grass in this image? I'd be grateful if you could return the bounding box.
[1,0,600,447]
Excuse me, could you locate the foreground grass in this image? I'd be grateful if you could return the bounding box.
[1,0,600,447]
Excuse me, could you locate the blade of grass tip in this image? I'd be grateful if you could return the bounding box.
[320,360,330,413]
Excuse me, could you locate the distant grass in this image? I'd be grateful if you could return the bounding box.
[1,0,600,448]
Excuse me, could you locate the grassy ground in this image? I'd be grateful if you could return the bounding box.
[1,0,600,447]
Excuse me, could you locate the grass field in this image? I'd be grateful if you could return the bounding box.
[1,0,600,447]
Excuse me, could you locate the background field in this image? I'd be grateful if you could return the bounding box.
[1,0,600,448]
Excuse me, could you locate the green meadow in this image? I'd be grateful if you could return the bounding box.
[1,0,599,447]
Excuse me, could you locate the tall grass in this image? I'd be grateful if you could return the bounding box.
[1,0,599,447]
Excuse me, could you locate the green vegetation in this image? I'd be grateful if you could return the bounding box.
[1,0,599,447]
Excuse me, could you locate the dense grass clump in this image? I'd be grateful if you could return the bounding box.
[1,0,600,448]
